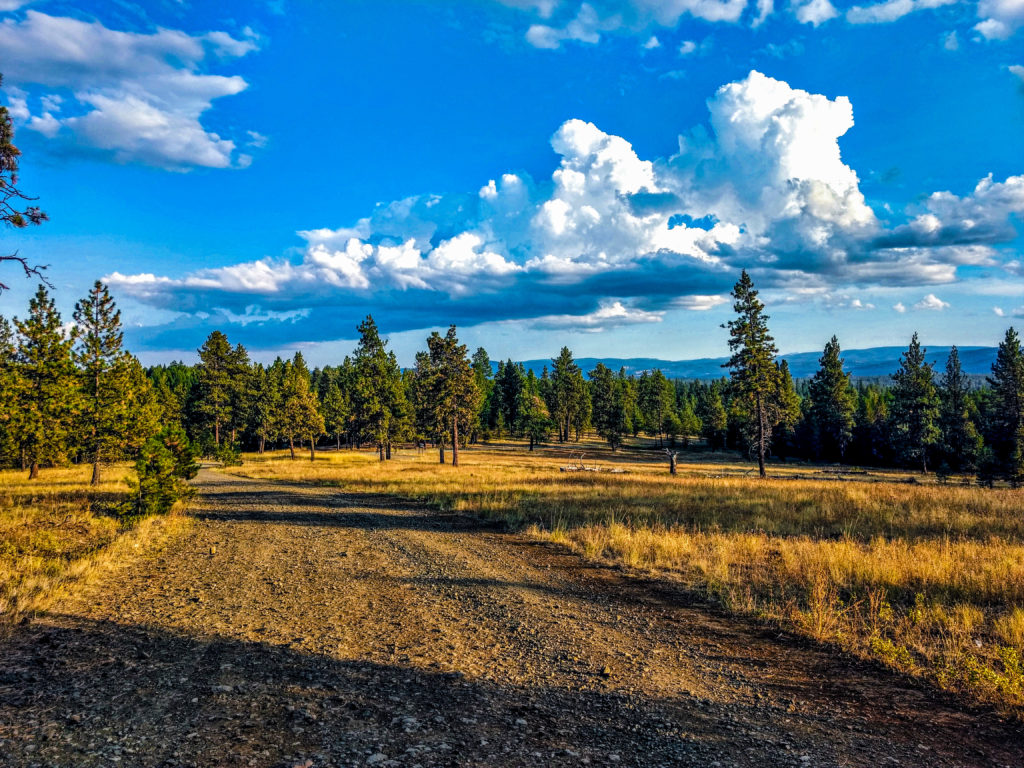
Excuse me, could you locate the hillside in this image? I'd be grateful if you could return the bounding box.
[511,346,999,380]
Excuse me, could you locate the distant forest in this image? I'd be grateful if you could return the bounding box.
[2,272,1023,493]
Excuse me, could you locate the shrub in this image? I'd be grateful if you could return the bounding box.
[128,425,199,518]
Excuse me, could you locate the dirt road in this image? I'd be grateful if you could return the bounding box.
[1,469,1021,767]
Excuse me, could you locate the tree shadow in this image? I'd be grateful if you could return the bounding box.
[1,614,746,768]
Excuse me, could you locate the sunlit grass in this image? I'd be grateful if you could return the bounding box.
[0,464,188,628]
[233,440,1024,713]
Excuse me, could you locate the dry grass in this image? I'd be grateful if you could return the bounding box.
[232,439,1024,713]
[0,465,189,629]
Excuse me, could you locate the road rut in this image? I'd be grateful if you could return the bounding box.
[0,468,1021,767]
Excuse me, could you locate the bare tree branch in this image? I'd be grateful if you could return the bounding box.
[0,252,51,294]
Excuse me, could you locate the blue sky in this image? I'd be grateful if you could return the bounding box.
[1,0,1022,366]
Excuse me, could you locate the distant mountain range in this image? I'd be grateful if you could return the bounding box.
[509,346,999,380]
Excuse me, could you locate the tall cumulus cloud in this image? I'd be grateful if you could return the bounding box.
[108,71,1024,350]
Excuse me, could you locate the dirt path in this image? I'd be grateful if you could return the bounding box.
[1,469,1021,768]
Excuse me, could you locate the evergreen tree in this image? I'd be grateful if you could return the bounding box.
[73,281,132,484]
[890,333,940,473]
[321,375,351,451]
[677,396,702,448]
[590,363,628,450]
[249,363,281,454]
[807,336,857,461]
[351,315,404,460]
[518,370,552,451]
[13,285,77,478]
[723,271,780,477]
[938,346,982,472]
[470,347,493,442]
[773,360,802,460]
[985,327,1024,485]
[423,326,479,466]
[549,347,587,442]
[1,73,49,292]
[196,331,235,447]
[638,370,675,447]
[280,356,325,461]
[697,383,727,451]
[0,315,17,464]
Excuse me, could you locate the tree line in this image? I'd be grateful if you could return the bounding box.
[3,272,1023,487]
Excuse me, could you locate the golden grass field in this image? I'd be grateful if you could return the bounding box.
[232,438,1024,714]
[0,465,189,630]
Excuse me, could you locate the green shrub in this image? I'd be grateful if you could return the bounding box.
[127,425,199,518]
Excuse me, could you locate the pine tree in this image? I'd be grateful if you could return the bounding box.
[321,376,351,451]
[424,326,479,467]
[518,370,551,451]
[723,271,780,478]
[773,360,802,460]
[638,370,675,447]
[351,316,404,460]
[280,356,325,461]
[807,336,857,461]
[550,347,587,443]
[986,327,1024,485]
[196,331,235,447]
[938,346,982,473]
[1,73,49,292]
[73,281,131,484]
[13,285,77,478]
[0,315,17,464]
[890,333,940,473]
[590,363,628,450]
[698,383,727,451]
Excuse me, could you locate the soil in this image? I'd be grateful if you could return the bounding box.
[1,468,1021,767]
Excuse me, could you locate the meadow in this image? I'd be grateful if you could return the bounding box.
[233,439,1024,713]
[0,465,188,630]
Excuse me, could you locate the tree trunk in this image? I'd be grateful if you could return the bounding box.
[288,436,295,460]
[259,435,265,454]
[386,442,392,460]
[29,461,38,480]
[91,459,101,486]
[452,418,459,467]
[667,451,677,475]
[378,443,385,461]
[310,437,316,463]
[215,419,220,447]
[337,434,341,451]
[529,435,535,451]
[439,440,445,464]
[756,394,767,479]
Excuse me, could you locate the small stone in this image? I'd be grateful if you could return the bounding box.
[515,718,527,727]
[601,666,612,677]
[366,753,388,765]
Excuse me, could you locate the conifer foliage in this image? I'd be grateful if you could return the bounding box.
[890,333,940,473]
[74,281,129,484]
[986,327,1024,485]
[13,286,77,479]
[807,336,857,461]
[723,271,780,478]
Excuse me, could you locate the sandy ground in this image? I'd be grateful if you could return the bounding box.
[0,468,1021,767]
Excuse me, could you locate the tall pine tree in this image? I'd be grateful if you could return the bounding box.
[13,285,77,478]
[890,333,940,473]
[73,280,130,484]
[986,327,1024,485]
[807,336,857,461]
[938,346,982,472]
[723,271,780,478]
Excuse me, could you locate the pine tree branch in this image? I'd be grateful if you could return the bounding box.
[0,251,51,294]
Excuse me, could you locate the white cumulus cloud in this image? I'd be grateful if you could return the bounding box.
[914,293,951,310]
[106,71,1024,348]
[975,0,1024,39]
[0,10,259,169]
